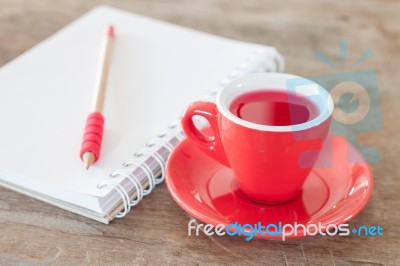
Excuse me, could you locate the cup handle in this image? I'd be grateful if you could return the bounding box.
[181,101,230,167]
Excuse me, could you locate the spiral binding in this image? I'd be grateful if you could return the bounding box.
[96,47,285,219]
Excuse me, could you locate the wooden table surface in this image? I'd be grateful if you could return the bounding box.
[0,0,399,265]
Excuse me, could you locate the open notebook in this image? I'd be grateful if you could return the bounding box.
[0,6,284,223]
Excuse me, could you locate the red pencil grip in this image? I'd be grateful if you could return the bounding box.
[80,112,104,162]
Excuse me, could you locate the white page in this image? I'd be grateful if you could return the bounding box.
[0,6,278,204]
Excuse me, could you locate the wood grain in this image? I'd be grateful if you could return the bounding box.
[0,0,399,265]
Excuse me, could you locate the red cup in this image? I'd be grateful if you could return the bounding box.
[181,73,333,204]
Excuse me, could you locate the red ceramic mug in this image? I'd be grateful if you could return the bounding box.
[181,73,333,204]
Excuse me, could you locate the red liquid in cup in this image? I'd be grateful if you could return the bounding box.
[229,90,318,126]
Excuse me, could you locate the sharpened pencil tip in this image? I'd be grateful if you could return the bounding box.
[82,152,96,170]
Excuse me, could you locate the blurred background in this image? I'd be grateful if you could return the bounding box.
[0,0,398,80]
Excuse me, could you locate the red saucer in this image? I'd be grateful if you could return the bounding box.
[166,133,373,239]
